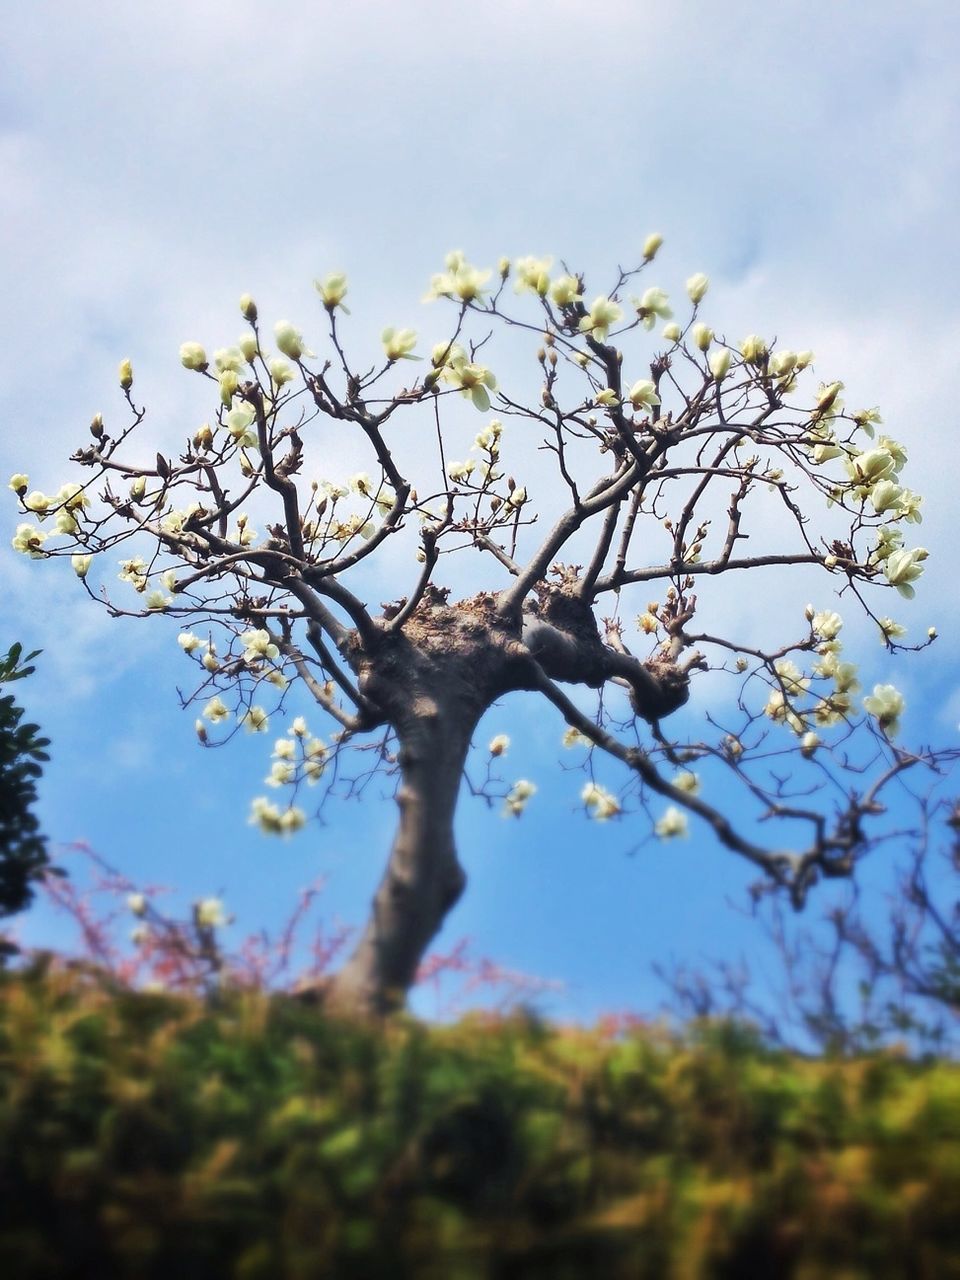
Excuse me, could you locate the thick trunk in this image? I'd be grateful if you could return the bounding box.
[324,693,478,1018]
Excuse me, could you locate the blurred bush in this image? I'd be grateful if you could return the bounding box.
[1,961,958,1277]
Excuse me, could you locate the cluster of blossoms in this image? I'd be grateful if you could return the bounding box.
[760,606,908,739]
[249,796,306,835]
[504,779,536,817]
[10,479,90,560]
[581,781,620,821]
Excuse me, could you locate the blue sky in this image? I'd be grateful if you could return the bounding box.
[2,2,959,1024]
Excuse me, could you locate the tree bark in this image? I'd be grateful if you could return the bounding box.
[324,692,478,1018]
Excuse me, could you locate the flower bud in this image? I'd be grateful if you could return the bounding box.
[118,359,133,390]
[71,553,92,579]
[239,293,258,322]
[238,334,258,362]
[90,412,104,438]
[739,335,767,364]
[663,322,682,342]
[498,256,510,278]
[642,233,663,260]
[686,273,709,304]
[709,348,732,380]
[8,473,28,494]
[274,320,308,360]
[219,370,239,405]
[691,323,712,352]
[179,342,208,371]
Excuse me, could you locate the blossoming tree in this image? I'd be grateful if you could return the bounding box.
[11,240,954,1015]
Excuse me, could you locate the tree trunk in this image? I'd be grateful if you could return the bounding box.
[324,692,478,1018]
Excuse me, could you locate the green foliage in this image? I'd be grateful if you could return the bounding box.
[0,644,54,943]
[2,962,959,1277]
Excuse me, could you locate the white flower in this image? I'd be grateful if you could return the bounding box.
[488,734,510,757]
[181,345,209,371]
[504,779,537,817]
[266,760,295,787]
[424,254,491,303]
[878,617,907,643]
[447,460,476,484]
[655,806,688,839]
[812,610,843,640]
[8,473,28,492]
[178,632,202,653]
[203,696,230,724]
[740,335,767,364]
[870,479,902,514]
[635,287,672,331]
[291,716,309,737]
[801,731,820,757]
[626,379,660,410]
[562,727,592,748]
[709,348,732,380]
[863,684,904,737]
[642,233,663,260]
[118,556,148,587]
[686,273,709,304]
[578,296,623,342]
[269,357,296,386]
[274,320,312,360]
[845,446,896,488]
[279,807,306,833]
[441,352,498,411]
[250,796,283,833]
[119,359,133,390]
[549,274,583,306]
[71,554,93,578]
[381,327,419,361]
[241,628,279,664]
[672,771,700,795]
[883,547,927,599]
[238,334,258,362]
[127,893,147,917]
[768,349,797,377]
[218,369,239,405]
[240,293,258,321]
[315,272,349,311]
[691,323,712,352]
[514,255,553,296]
[202,650,220,673]
[23,491,50,514]
[241,705,270,733]
[214,347,246,374]
[196,898,228,929]
[815,380,843,412]
[145,590,171,611]
[581,781,620,820]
